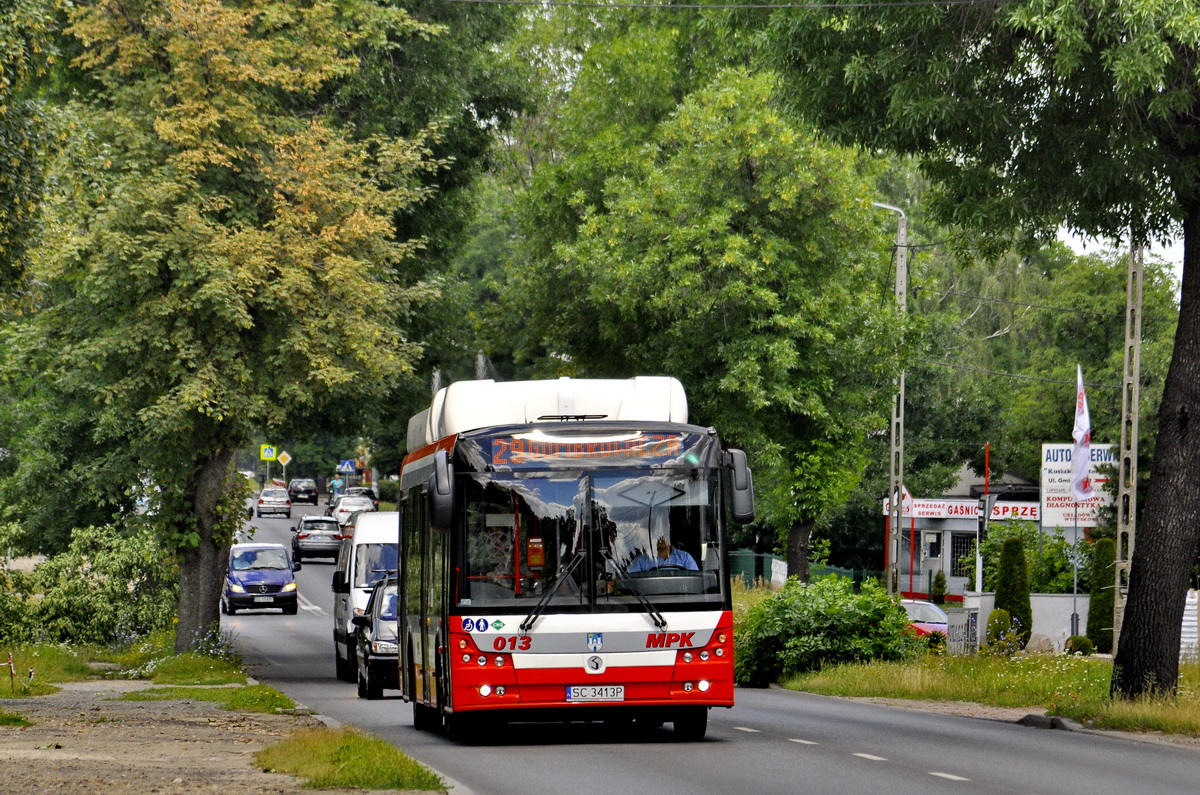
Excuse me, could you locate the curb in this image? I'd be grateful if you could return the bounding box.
[1016,714,1084,731]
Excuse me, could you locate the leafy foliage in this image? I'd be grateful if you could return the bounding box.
[1066,635,1095,656]
[994,538,1033,649]
[0,524,179,646]
[959,520,1089,596]
[734,575,919,687]
[1088,538,1117,654]
[497,66,901,574]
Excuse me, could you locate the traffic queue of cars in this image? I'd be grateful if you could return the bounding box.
[232,484,395,701]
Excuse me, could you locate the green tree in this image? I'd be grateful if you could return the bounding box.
[1088,537,1117,654]
[498,68,902,580]
[994,537,1033,648]
[0,0,61,287]
[5,0,441,651]
[759,0,1197,697]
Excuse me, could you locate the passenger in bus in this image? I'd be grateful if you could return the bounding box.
[628,536,698,572]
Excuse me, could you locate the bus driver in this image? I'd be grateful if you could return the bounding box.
[628,536,698,572]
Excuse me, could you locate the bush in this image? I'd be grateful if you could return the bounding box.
[734,575,920,687]
[375,479,397,503]
[1087,537,1116,654]
[26,525,178,645]
[1065,635,1095,656]
[985,607,1011,644]
[983,608,1022,656]
[930,569,947,606]
[994,537,1032,649]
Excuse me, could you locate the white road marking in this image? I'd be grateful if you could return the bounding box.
[929,772,970,782]
[298,594,323,613]
[788,739,819,745]
[853,753,888,761]
[734,726,761,733]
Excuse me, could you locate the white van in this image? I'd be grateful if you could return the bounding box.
[332,511,399,682]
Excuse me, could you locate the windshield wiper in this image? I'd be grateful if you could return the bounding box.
[519,554,585,633]
[608,559,667,630]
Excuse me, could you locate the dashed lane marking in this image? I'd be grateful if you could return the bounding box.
[788,739,819,745]
[853,753,888,761]
[734,726,761,733]
[929,772,971,782]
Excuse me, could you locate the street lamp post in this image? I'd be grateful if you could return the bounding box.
[874,202,907,596]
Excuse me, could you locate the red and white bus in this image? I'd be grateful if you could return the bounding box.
[397,376,754,740]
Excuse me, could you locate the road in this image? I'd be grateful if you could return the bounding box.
[232,503,1200,795]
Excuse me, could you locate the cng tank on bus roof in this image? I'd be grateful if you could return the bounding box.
[406,376,688,451]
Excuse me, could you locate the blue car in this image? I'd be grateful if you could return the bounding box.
[221,543,301,615]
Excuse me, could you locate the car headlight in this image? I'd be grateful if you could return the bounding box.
[372,640,399,655]
[282,582,297,592]
[228,583,245,594]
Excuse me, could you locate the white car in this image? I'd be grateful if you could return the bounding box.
[333,496,376,526]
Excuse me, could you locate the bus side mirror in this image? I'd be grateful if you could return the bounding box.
[430,448,454,532]
[728,449,755,524]
[332,571,348,593]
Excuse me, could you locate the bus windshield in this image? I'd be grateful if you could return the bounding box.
[457,468,724,611]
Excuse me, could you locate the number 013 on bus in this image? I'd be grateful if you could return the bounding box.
[396,377,755,741]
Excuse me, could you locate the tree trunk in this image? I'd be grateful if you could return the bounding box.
[1111,200,1200,698]
[787,519,814,583]
[175,448,236,654]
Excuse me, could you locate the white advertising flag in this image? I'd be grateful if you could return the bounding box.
[1071,364,1094,501]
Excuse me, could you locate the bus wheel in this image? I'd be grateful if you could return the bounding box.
[672,707,708,741]
[413,702,441,731]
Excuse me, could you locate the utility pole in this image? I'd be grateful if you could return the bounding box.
[875,202,907,596]
[1114,243,1143,654]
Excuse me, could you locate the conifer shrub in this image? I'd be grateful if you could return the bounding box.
[930,569,947,606]
[983,608,1022,656]
[734,575,920,687]
[1087,537,1116,654]
[994,537,1032,648]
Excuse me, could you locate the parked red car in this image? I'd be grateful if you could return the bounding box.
[901,599,949,637]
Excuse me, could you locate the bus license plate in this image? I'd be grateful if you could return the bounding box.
[253,596,273,603]
[566,685,624,702]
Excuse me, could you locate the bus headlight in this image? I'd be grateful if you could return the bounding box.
[698,680,711,692]
[480,684,493,697]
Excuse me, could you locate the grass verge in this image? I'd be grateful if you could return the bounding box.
[118,683,295,713]
[0,708,31,726]
[783,654,1200,737]
[256,726,445,790]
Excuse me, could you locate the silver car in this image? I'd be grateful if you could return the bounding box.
[255,487,292,518]
[291,516,342,562]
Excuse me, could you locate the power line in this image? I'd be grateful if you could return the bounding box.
[913,357,1121,390]
[432,0,1014,9]
[916,287,1174,323]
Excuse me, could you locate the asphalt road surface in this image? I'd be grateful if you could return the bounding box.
[232,503,1200,795]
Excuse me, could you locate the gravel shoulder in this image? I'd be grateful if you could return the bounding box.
[0,679,441,794]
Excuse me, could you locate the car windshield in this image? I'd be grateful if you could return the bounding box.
[354,543,398,588]
[292,480,315,488]
[262,489,287,499]
[339,498,374,511]
[302,519,336,530]
[904,602,947,623]
[379,586,398,620]
[232,548,289,571]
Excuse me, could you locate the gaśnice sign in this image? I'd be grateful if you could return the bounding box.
[880,498,1039,521]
